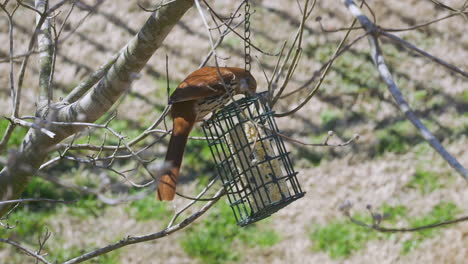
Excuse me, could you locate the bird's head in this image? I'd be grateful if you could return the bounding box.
[229,67,257,96]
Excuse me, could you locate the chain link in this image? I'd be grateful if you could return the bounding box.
[244,0,251,72]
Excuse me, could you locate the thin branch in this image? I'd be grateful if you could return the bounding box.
[47,1,76,96]
[168,176,219,228]
[62,188,224,264]
[13,0,70,113]
[347,213,468,233]
[341,203,468,233]
[35,228,52,264]
[0,198,74,205]
[342,0,468,181]
[0,2,19,152]
[278,32,368,100]
[381,13,463,32]
[5,117,56,138]
[0,239,51,264]
[42,173,153,205]
[279,130,359,147]
[43,105,170,153]
[275,2,366,117]
[63,53,120,103]
[199,1,245,67]
[4,1,70,152]
[202,0,279,56]
[271,0,315,106]
[0,49,43,63]
[381,31,468,78]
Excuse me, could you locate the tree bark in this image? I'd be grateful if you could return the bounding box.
[0,0,194,217]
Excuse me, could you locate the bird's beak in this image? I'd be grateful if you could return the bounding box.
[240,78,255,96]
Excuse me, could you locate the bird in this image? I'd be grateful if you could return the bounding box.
[157,66,257,201]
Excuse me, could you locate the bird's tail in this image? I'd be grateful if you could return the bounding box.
[157,104,196,201]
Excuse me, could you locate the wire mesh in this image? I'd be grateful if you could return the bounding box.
[202,92,305,226]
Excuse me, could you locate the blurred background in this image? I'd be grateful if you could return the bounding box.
[0,0,467,263]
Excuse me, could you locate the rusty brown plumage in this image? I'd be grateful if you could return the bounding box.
[157,67,257,201]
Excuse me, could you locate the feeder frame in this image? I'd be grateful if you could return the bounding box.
[202,92,305,226]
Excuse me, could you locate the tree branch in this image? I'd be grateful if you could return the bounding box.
[62,188,224,264]
[35,0,54,106]
[0,238,51,264]
[0,0,194,217]
[342,0,468,181]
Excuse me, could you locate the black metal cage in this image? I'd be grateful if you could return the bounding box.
[202,92,305,226]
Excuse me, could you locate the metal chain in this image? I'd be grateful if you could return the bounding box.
[244,0,251,72]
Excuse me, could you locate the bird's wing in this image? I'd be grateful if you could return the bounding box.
[169,68,234,104]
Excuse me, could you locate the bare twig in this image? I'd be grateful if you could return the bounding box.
[48,105,171,152]
[0,239,51,264]
[202,0,279,56]
[0,2,19,152]
[0,198,74,205]
[279,130,359,147]
[35,228,52,264]
[41,173,153,205]
[0,0,70,152]
[381,31,468,78]
[275,1,366,117]
[342,0,468,181]
[341,203,468,233]
[271,0,315,106]
[200,1,245,67]
[167,176,219,228]
[381,13,465,32]
[5,117,56,138]
[62,188,224,264]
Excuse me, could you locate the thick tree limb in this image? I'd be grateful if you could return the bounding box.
[35,0,54,106]
[0,0,194,217]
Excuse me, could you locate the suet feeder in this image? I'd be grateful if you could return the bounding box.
[202,92,305,226]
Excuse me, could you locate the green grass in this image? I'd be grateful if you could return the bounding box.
[310,214,376,259]
[181,202,281,264]
[0,207,52,238]
[412,90,430,107]
[320,109,342,130]
[0,119,28,149]
[410,202,459,237]
[184,129,216,174]
[427,96,445,109]
[305,42,389,95]
[402,202,459,254]
[0,177,103,239]
[296,146,323,166]
[375,120,415,154]
[153,77,180,99]
[310,204,407,259]
[406,169,442,194]
[0,176,117,262]
[127,195,170,222]
[461,90,468,103]
[380,204,408,223]
[309,202,459,258]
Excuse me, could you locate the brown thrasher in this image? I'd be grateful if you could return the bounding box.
[157,66,257,201]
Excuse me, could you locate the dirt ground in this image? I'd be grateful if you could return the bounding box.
[0,0,467,263]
